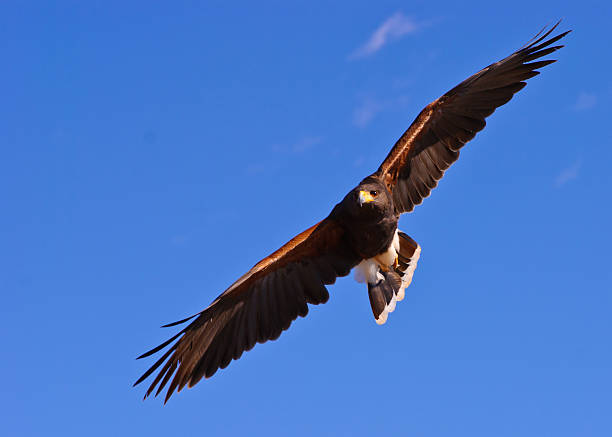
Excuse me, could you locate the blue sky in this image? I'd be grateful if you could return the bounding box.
[1,1,611,436]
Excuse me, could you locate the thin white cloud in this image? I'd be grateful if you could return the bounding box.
[353,156,365,168]
[349,12,419,59]
[292,136,323,153]
[269,136,323,155]
[352,94,410,128]
[555,160,581,187]
[170,235,188,245]
[245,162,267,175]
[573,92,597,111]
[353,98,385,127]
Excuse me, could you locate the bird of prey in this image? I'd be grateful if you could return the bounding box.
[135,23,569,402]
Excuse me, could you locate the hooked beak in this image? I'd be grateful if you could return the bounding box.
[358,190,375,206]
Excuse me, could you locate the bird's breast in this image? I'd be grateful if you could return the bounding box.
[346,215,398,260]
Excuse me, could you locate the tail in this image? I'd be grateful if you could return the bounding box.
[365,231,421,325]
[368,270,402,325]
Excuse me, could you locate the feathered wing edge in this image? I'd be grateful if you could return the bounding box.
[133,219,360,403]
[376,21,570,214]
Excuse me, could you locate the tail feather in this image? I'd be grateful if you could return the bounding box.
[368,270,402,325]
[360,230,422,325]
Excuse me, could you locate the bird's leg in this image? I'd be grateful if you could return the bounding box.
[374,241,400,273]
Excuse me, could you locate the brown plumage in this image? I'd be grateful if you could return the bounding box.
[134,219,360,402]
[135,23,568,402]
[377,24,570,213]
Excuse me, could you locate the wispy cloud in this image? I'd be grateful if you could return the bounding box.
[349,12,420,59]
[352,94,410,128]
[353,98,385,127]
[270,135,324,156]
[555,160,581,187]
[292,136,323,153]
[170,234,188,245]
[573,92,597,111]
[245,162,268,175]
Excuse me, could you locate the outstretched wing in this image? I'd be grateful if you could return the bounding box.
[134,218,360,402]
[376,22,570,214]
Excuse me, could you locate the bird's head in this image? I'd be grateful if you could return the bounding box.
[340,176,394,220]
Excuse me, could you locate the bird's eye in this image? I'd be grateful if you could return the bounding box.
[370,190,378,196]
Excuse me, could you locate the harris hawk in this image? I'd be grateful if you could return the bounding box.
[135,23,569,402]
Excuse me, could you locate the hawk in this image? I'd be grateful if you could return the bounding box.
[135,23,569,402]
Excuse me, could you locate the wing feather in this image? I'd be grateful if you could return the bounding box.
[134,218,360,402]
[376,23,569,213]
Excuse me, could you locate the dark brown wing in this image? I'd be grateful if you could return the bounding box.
[376,22,570,213]
[134,218,360,403]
